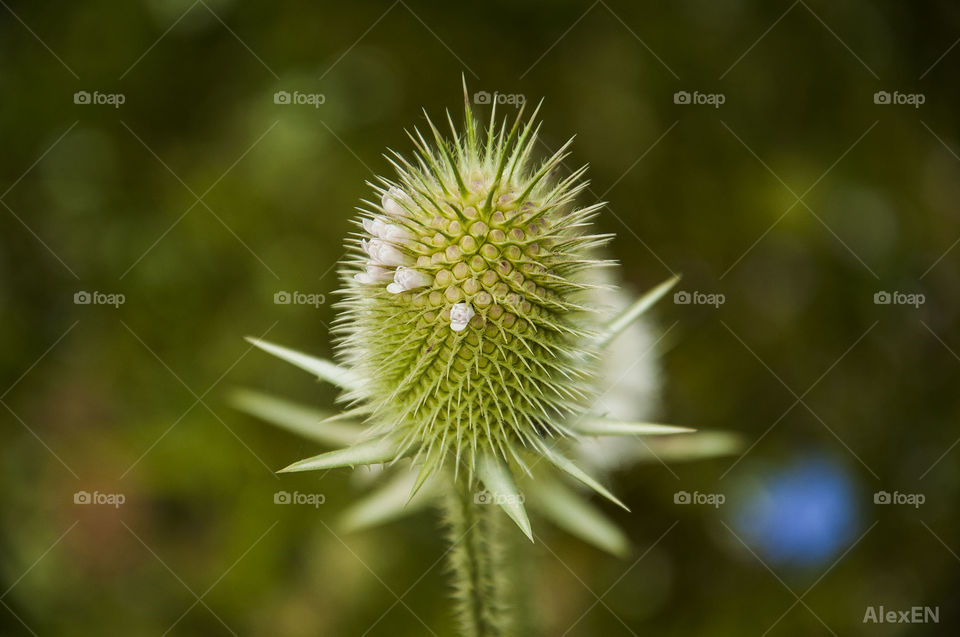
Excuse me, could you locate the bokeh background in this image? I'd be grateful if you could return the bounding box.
[2,0,959,635]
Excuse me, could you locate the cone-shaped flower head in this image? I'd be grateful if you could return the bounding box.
[233,86,745,637]
[238,85,728,543]
[336,90,611,486]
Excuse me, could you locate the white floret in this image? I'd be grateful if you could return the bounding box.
[449,303,475,332]
[381,187,409,216]
[387,267,432,294]
[362,238,408,267]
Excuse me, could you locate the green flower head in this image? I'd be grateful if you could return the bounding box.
[236,82,736,543]
[338,83,611,489]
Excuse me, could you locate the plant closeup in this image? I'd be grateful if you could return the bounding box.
[235,82,737,636]
[6,2,960,635]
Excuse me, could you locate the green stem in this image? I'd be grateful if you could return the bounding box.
[443,482,513,636]
[500,519,537,636]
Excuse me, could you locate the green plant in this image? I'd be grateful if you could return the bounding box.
[233,81,738,636]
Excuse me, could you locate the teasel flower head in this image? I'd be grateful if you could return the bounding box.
[236,82,736,544]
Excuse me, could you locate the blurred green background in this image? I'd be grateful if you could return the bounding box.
[2,0,959,634]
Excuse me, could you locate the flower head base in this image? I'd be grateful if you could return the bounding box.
[337,87,612,490]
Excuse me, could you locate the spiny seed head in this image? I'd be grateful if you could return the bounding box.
[241,85,716,545]
[335,85,612,485]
